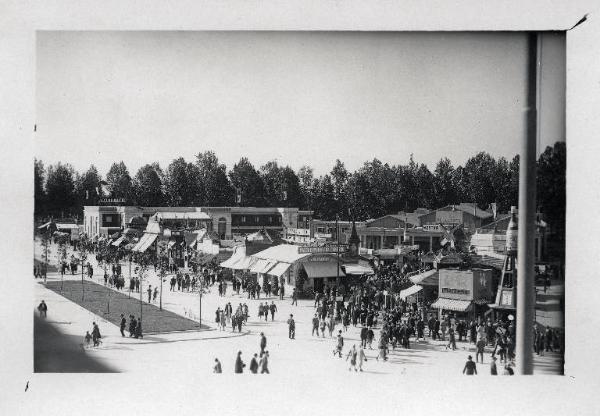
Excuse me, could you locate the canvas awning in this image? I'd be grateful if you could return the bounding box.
[343,264,374,275]
[374,249,399,259]
[132,233,158,252]
[111,235,126,246]
[399,284,423,300]
[38,221,53,230]
[229,256,256,270]
[431,298,472,312]
[409,269,439,286]
[184,233,198,247]
[250,259,277,274]
[302,262,345,278]
[267,262,291,277]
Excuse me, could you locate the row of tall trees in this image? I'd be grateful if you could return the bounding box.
[34,143,565,232]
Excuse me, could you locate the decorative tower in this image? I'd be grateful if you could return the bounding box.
[494,206,518,311]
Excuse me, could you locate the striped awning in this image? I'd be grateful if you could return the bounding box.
[431,298,472,312]
[399,284,423,300]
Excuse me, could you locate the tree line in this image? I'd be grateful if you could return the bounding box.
[34,143,565,235]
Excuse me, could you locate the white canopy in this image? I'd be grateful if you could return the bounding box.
[229,256,256,270]
[267,262,291,277]
[343,264,374,275]
[250,259,277,274]
[132,233,158,252]
[303,262,344,278]
[399,284,423,300]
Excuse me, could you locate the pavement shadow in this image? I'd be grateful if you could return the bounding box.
[34,314,118,373]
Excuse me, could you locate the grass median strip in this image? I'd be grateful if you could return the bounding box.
[44,280,209,333]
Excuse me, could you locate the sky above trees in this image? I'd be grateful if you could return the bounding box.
[35,31,565,178]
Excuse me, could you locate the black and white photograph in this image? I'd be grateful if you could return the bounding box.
[33,30,566,376]
[2,1,600,415]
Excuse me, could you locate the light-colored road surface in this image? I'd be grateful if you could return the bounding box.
[34,239,563,375]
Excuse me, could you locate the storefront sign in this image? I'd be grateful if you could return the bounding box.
[441,287,470,295]
[298,244,348,254]
[306,255,338,263]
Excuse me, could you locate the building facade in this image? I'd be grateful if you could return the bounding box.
[83,205,313,240]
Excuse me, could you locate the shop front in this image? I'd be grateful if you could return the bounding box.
[431,268,493,320]
[299,256,345,293]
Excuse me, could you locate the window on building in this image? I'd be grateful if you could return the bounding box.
[268,217,273,223]
[255,216,260,223]
[241,216,246,223]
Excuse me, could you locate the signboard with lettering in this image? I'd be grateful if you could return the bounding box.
[298,244,348,254]
[305,254,338,263]
[438,269,474,301]
[501,290,513,306]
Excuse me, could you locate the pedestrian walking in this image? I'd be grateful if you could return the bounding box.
[360,326,368,348]
[287,314,295,339]
[312,314,319,336]
[37,300,48,318]
[260,332,267,356]
[463,355,477,375]
[147,285,152,303]
[269,301,277,321]
[91,322,102,347]
[135,318,143,339]
[358,345,368,372]
[250,354,259,374]
[490,356,498,375]
[446,326,457,350]
[153,286,158,302]
[476,334,486,363]
[333,330,344,358]
[234,351,245,373]
[346,344,358,371]
[84,331,92,348]
[291,288,298,306]
[259,351,270,374]
[213,358,222,373]
[129,315,137,337]
[120,313,126,337]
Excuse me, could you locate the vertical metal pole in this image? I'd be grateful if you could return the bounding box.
[516,32,540,375]
[336,215,340,290]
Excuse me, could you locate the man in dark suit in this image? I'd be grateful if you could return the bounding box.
[260,333,267,356]
[120,313,126,337]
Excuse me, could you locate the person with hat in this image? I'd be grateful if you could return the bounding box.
[234,351,245,373]
[463,355,477,375]
[333,330,344,358]
[490,356,498,375]
[287,314,295,339]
